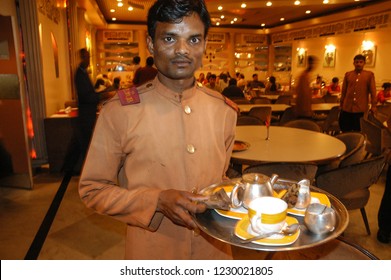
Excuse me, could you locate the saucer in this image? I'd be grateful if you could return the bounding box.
[277,191,331,216]
[235,216,300,246]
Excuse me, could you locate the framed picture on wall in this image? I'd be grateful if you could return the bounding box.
[297,50,306,67]
[323,49,335,67]
[361,45,376,67]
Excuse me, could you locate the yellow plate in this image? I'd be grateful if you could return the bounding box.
[235,216,300,246]
[276,190,331,216]
[214,186,329,219]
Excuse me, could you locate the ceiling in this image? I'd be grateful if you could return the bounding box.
[91,0,385,29]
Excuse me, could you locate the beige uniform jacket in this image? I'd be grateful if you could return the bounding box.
[340,70,377,113]
[79,77,237,259]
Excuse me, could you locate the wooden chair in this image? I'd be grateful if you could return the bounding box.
[236,115,263,126]
[243,162,318,184]
[321,105,341,135]
[336,132,367,167]
[248,106,272,124]
[231,97,251,104]
[251,97,271,104]
[283,119,322,132]
[317,131,367,175]
[323,95,339,103]
[278,106,297,126]
[360,116,391,157]
[275,95,293,105]
[315,155,386,235]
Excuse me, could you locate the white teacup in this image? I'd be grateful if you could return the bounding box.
[248,197,288,234]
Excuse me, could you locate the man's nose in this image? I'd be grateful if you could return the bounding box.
[175,40,189,55]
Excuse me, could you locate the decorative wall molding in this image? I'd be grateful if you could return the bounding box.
[37,0,60,24]
[272,12,390,44]
[207,33,225,43]
[103,30,133,42]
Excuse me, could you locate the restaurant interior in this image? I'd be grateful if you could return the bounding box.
[1,0,391,260]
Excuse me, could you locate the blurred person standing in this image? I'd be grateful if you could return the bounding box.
[294,55,318,118]
[79,0,237,260]
[339,54,377,132]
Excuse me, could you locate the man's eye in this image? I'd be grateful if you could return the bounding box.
[190,37,201,44]
[164,37,174,42]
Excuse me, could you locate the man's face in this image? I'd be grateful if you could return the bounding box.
[353,59,365,71]
[209,77,216,86]
[147,13,206,82]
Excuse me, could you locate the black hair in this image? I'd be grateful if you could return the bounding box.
[146,56,154,66]
[147,0,211,41]
[354,54,366,61]
[332,77,339,83]
[382,82,391,89]
[229,78,237,86]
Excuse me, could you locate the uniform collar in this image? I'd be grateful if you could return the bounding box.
[154,76,198,103]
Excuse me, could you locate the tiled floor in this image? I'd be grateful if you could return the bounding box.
[0,168,390,260]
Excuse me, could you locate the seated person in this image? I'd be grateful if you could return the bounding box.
[326,77,341,95]
[205,74,222,92]
[247,73,265,90]
[265,76,279,94]
[222,78,245,99]
[311,75,324,98]
[377,82,391,104]
[237,73,246,91]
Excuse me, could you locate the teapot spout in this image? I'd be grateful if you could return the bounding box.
[270,173,279,186]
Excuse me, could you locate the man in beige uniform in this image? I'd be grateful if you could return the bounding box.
[79,0,237,259]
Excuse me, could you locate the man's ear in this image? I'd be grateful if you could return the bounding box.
[147,36,154,54]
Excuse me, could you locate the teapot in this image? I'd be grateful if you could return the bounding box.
[230,173,279,209]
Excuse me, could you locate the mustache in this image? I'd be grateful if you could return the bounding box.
[171,55,192,63]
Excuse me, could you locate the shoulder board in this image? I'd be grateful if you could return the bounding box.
[197,83,239,113]
[137,81,155,94]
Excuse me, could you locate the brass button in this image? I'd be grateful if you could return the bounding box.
[184,105,192,114]
[187,144,195,154]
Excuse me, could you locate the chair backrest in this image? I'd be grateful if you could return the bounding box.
[231,97,251,104]
[283,119,322,132]
[360,117,391,156]
[311,98,325,104]
[251,97,272,104]
[324,95,339,103]
[236,115,263,126]
[322,105,341,135]
[335,132,367,167]
[315,155,385,199]
[248,106,272,123]
[243,162,318,183]
[279,106,297,125]
[275,95,293,105]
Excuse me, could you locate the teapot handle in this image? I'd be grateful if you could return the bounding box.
[230,183,244,208]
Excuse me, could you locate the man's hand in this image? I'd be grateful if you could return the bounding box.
[157,189,208,230]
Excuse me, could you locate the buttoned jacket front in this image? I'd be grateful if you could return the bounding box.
[79,77,237,259]
[340,70,377,113]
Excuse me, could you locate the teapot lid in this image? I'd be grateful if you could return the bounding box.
[242,173,270,184]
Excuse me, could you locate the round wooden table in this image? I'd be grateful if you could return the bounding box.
[231,126,346,165]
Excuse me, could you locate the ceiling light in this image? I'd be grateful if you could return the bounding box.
[266,2,272,7]
[294,1,300,5]
[241,3,247,8]
[230,21,234,24]
[221,15,225,19]
[261,23,266,27]
[323,0,329,3]
[306,10,311,14]
[128,6,133,11]
[110,9,115,12]
[234,18,238,22]
[216,22,220,26]
[218,6,223,11]
[117,0,122,2]
[112,18,117,21]
[280,18,285,21]
[117,2,123,7]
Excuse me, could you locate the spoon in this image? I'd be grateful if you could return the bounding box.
[239,223,300,244]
